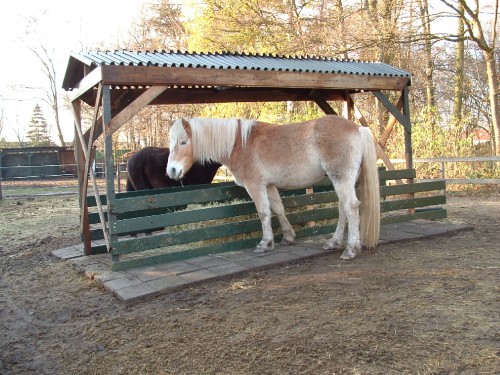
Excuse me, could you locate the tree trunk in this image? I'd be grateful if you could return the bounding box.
[419,0,435,120]
[452,2,465,125]
[484,50,500,155]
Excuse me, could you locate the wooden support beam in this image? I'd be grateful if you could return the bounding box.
[105,85,168,136]
[372,91,411,134]
[100,65,411,92]
[80,84,102,218]
[83,90,134,145]
[309,90,338,115]
[68,67,102,102]
[352,99,404,185]
[71,96,111,253]
[379,95,404,148]
[102,85,116,255]
[72,101,91,254]
[343,91,354,120]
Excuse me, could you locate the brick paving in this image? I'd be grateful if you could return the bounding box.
[52,220,472,305]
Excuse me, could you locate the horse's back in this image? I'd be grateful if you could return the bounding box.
[128,146,221,191]
[228,115,363,189]
[127,147,170,190]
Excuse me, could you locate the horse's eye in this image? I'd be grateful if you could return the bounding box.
[180,140,187,145]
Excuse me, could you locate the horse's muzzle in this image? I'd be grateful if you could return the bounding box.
[167,165,183,180]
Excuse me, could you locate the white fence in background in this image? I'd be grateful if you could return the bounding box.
[390,156,500,184]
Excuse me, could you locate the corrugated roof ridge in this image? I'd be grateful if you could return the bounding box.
[70,50,411,77]
[92,49,388,65]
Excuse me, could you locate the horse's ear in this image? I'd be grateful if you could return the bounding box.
[181,118,192,136]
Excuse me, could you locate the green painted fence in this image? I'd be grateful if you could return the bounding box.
[85,169,446,271]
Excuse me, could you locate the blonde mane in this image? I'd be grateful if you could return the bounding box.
[169,118,256,163]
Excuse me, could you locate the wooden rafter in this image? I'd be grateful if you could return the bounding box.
[372,91,411,133]
[98,65,410,93]
[105,85,168,136]
[380,95,404,148]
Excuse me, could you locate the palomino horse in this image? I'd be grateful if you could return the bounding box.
[126,146,221,191]
[167,115,380,260]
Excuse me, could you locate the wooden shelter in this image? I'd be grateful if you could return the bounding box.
[63,51,444,271]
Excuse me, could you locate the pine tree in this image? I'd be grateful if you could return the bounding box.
[26,104,51,146]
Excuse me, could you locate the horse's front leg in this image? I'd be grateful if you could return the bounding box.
[245,183,274,253]
[267,185,295,245]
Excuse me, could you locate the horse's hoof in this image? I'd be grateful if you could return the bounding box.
[280,238,294,245]
[323,240,343,250]
[254,247,268,254]
[340,247,360,260]
[254,240,274,253]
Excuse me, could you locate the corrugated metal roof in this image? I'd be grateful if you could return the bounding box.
[69,50,411,77]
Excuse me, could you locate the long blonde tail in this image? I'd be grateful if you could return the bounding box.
[358,127,380,248]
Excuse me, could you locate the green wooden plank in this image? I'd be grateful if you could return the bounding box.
[381,208,447,224]
[112,184,250,213]
[379,168,416,181]
[380,180,445,197]
[112,218,263,255]
[87,181,237,206]
[86,193,107,207]
[111,201,258,235]
[88,212,104,225]
[381,195,446,212]
[89,243,108,255]
[90,228,105,241]
[116,181,236,199]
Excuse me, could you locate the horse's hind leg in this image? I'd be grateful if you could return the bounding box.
[327,176,362,259]
[267,185,295,245]
[245,183,275,253]
[324,200,346,250]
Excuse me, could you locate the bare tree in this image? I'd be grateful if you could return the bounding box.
[453,2,466,125]
[30,44,65,146]
[441,0,500,155]
[418,0,436,117]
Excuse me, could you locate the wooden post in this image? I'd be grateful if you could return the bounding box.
[402,86,413,171]
[102,85,118,259]
[343,90,354,120]
[72,100,92,254]
[402,86,415,214]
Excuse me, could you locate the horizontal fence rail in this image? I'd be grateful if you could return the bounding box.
[83,168,448,271]
[391,156,500,184]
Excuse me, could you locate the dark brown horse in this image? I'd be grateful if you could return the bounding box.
[126,146,221,191]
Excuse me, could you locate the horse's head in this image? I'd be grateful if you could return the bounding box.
[167,118,195,180]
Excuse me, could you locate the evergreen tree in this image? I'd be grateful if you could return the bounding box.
[26,104,51,146]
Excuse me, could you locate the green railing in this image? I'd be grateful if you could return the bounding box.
[85,169,446,271]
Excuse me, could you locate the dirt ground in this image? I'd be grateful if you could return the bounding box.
[0,189,499,375]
